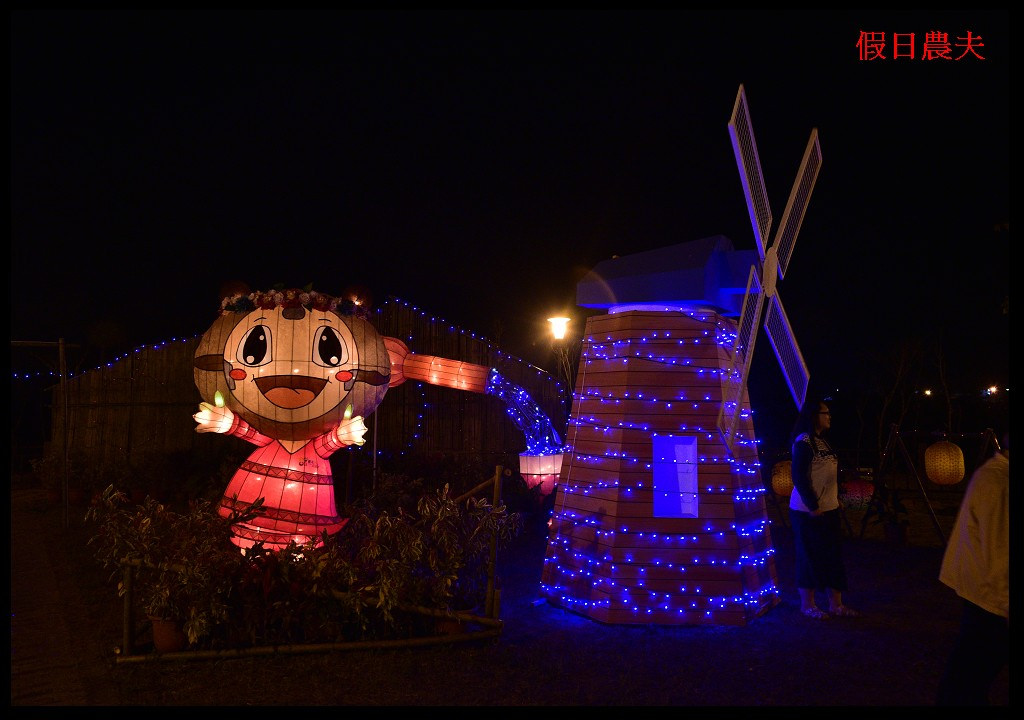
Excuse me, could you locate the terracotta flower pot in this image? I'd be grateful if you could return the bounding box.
[149,616,187,653]
[434,616,467,635]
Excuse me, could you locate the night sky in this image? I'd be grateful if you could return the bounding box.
[11,10,1009,413]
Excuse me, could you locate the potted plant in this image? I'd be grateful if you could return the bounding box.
[85,485,263,650]
[330,479,522,636]
[83,467,522,652]
[403,483,521,632]
[30,450,106,506]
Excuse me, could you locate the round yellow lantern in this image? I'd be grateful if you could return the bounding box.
[771,460,793,497]
[925,440,965,485]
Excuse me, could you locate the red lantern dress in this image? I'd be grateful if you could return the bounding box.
[216,413,352,550]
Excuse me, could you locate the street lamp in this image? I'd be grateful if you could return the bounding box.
[513,316,579,492]
[548,316,579,423]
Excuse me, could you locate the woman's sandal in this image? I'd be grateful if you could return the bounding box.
[829,605,863,618]
[801,607,831,620]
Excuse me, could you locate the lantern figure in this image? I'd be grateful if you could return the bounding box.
[194,287,565,550]
[839,478,874,510]
[194,289,392,550]
[771,460,793,497]
[924,440,965,485]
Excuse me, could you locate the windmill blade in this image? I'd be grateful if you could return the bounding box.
[772,128,822,280]
[728,84,773,263]
[763,293,809,409]
[717,265,764,456]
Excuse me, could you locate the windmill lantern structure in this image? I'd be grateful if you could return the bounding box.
[539,84,822,627]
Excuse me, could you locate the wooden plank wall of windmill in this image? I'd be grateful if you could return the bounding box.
[541,310,780,626]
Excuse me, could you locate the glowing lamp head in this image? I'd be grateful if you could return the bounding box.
[548,316,570,340]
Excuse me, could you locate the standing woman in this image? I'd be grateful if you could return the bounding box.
[788,394,862,620]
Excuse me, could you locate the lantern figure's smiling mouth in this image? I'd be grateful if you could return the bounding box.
[254,375,328,409]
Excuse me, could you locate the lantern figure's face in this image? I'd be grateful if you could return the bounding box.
[194,306,391,441]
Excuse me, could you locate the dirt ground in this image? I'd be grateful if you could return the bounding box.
[11,474,1010,707]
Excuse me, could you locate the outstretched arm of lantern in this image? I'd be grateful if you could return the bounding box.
[194,401,234,434]
[383,336,489,393]
[313,415,369,457]
[334,415,368,446]
[193,401,274,446]
[382,336,563,457]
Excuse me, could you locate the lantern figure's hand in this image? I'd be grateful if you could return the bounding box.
[194,401,234,434]
[334,415,368,446]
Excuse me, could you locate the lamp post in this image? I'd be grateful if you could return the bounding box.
[548,316,578,423]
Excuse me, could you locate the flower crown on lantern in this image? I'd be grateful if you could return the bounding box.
[220,288,367,318]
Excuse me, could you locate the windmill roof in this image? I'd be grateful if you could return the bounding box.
[576,235,757,316]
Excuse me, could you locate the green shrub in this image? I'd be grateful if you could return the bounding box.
[85,471,522,650]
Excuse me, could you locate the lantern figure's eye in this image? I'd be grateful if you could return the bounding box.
[237,325,272,367]
[312,326,348,368]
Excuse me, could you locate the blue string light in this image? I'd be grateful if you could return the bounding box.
[375,297,564,458]
[485,369,565,456]
[10,336,199,380]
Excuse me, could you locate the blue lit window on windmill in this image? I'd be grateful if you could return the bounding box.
[652,434,698,518]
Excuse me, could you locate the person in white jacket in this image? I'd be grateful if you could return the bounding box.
[936,429,1009,706]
